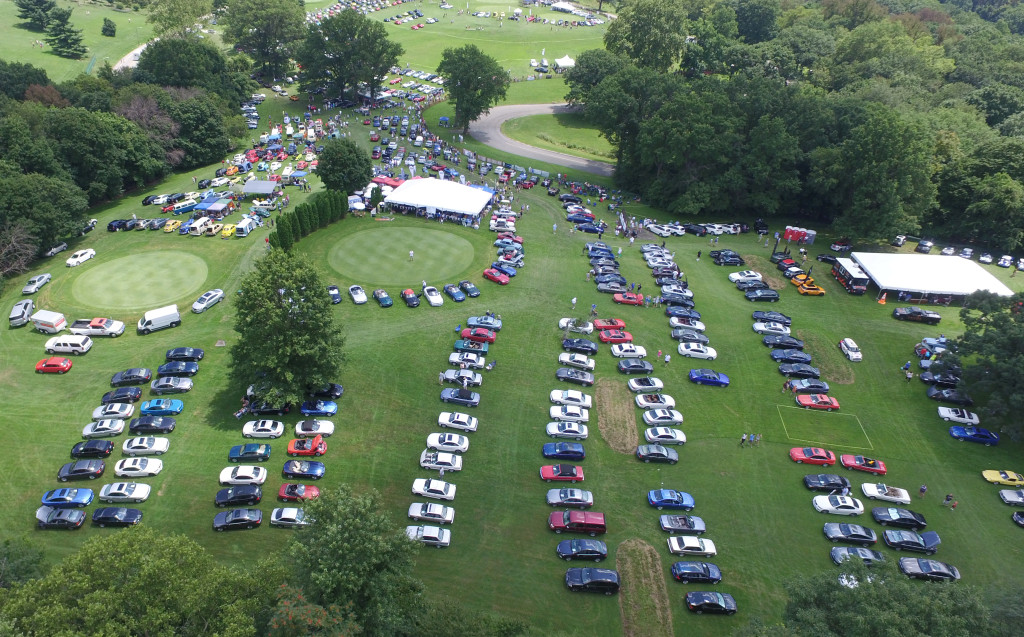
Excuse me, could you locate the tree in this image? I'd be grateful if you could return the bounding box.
[367,184,384,213]
[0,538,43,589]
[297,11,402,103]
[316,138,372,195]
[436,45,510,135]
[275,213,294,251]
[603,0,688,72]
[733,0,780,43]
[147,0,212,38]
[229,250,345,406]
[957,291,1024,434]
[0,173,88,252]
[137,38,226,90]
[169,95,231,169]
[563,49,629,105]
[287,485,424,636]
[266,585,360,637]
[101,17,116,37]
[222,0,305,80]
[44,7,87,59]
[0,223,39,280]
[13,0,55,31]
[0,59,50,100]
[963,172,1024,251]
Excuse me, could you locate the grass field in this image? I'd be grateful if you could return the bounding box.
[501,112,615,163]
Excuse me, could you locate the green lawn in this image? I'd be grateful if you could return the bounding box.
[501,112,615,163]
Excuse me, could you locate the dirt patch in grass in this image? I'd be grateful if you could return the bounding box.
[618,539,673,637]
[595,377,638,454]
[794,329,856,385]
[742,254,788,290]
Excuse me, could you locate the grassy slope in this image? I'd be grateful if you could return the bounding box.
[501,112,615,162]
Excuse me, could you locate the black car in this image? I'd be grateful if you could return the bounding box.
[671,561,722,584]
[58,460,105,482]
[823,523,878,546]
[595,273,627,285]
[745,289,780,302]
[915,240,934,254]
[327,285,342,304]
[671,330,710,345]
[831,547,885,566]
[655,276,682,286]
[565,568,619,594]
[709,249,739,260]
[789,379,830,394]
[547,187,560,196]
[872,507,927,530]
[636,444,679,464]
[92,507,143,527]
[213,508,263,531]
[157,361,199,377]
[150,377,193,395]
[769,251,792,263]
[682,223,708,236]
[576,223,602,234]
[919,372,960,388]
[249,402,292,416]
[309,383,344,399]
[899,557,961,582]
[101,387,142,404]
[883,529,940,554]
[770,349,812,364]
[165,347,204,362]
[662,292,695,308]
[559,194,582,204]
[129,416,176,434]
[197,179,212,188]
[556,367,595,387]
[459,280,481,297]
[780,364,821,379]
[215,485,263,508]
[110,368,153,387]
[926,386,973,406]
[37,508,86,530]
[562,338,598,355]
[71,440,114,459]
[753,311,792,326]
[714,255,745,266]
[763,335,805,349]
[400,289,420,307]
[651,267,680,278]
[685,591,736,615]
[618,359,654,374]
[107,219,130,232]
[556,539,608,562]
[736,280,769,291]
[893,306,941,325]
[803,474,851,492]
[666,307,701,320]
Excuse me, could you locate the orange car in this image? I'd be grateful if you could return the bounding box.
[287,434,326,457]
[225,165,239,176]
[798,283,826,296]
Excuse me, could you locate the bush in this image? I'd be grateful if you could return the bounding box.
[102,18,117,37]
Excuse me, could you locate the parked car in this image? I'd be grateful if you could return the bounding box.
[899,557,960,581]
[667,536,717,556]
[564,567,618,594]
[636,444,679,464]
[872,506,927,530]
[648,489,694,510]
[165,347,204,362]
[547,488,594,508]
[883,529,941,554]
[213,508,262,531]
[804,474,851,492]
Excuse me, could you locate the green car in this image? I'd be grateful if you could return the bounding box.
[454,340,488,355]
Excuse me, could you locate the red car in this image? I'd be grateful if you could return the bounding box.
[278,483,321,502]
[613,293,645,306]
[482,268,509,285]
[796,394,840,411]
[789,447,836,465]
[540,464,585,483]
[548,510,606,535]
[598,330,633,343]
[287,434,326,457]
[36,357,72,374]
[461,328,496,343]
[841,454,887,475]
[496,232,523,243]
[370,132,380,141]
[593,318,626,330]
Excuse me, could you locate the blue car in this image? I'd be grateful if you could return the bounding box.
[459,280,481,298]
[666,307,701,320]
[576,223,602,234]
[467,315,502,331]
[948,426,999,446]
[282,460,326,480]
[156,361,199,377]
[443,284,465,302]
[140,399,184,416]
[300,400,337,416]
[566,213,592,224]
[688,369,730,387]
[648,489,695,511]
[229,443,272,462]
[490,262,517,277]
[178,219,195,235]
[494,239,518,250]
[42,488,95,508]
[769,349,813,364]
[543,442,586,460]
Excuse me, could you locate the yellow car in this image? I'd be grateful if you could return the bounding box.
[164,220,182,233]
[221,224,236,238]
[205,223,223,236]
[225,165,239,176]
[790,274,814,287]
[983,470,1024,486]
[797,283,826,296]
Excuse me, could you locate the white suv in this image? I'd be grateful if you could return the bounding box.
[839,338,862,362]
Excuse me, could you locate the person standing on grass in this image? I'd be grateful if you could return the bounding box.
[409,250,414,261]
[697,250,701,262]
[943,494,954,507]
[906,369,913,382]
[664,353,671,366]
[571,297,577,310]
[919,484,928,498]
[739,434,747,447]
[439,371,445,385]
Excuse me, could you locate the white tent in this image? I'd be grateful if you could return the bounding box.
[551,1,575,12]
[384,178,492,219]
[851,252,1013,297]
[554,55,575,69]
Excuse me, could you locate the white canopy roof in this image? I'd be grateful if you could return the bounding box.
[551,1,575,11]
[384,178,491,217]
[851,252,1013,297]
[555,55,575,68]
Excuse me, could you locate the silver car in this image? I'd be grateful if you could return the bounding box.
[150,377,193,395]
[9,299,34,327]
[22,273,52,295]
[192,289,225,313]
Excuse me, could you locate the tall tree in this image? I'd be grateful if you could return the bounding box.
[147,0,212,38]
[0,59,51,100]
[316,138,372,195]
[137,38,228,92]
[44,7,87,59]
[436,45,510,135]
[0,538,43,589]
[0,172,89,251]
[733,0,780,43]
[297,11,402,103]
[563,49,629,105]
[13,0,55,30]
[603,0,688,72]
[958,290,1024,434]
[222,0,305,80]
[230,250,345,405]
[0,223,39,280]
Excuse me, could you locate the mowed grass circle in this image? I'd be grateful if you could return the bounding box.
[328,227,475,286]
[73,251,209,310]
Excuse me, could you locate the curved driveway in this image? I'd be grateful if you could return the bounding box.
[471,104,615,177]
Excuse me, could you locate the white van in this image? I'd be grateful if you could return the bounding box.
[45,334,93,355]
[414,135,424,147]
[138,305,181,334]
[31,310,67,334]
[189,217,212,236]
[235,217,258,237]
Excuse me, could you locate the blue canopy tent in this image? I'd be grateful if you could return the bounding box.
[267,144,283,151]
[439,116,449,125]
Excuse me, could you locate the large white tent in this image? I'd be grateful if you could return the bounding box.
[851,252,1013,297]
[554,55,575,69]
[384,178,492,219]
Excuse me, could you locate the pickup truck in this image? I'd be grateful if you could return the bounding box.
[69,317,125,337]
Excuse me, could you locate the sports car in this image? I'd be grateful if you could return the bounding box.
[797,283,827,295]
[99,482,151,503]
[348,285,368,304]
[779,364,821,379]
[546,422,589,440]
[278,483,319,503]
[440,388,480,407]
[270,507,312,528]
[558,353,595,371]
[101,388,142,405]
[764,335,805,349]
[796,394,840,411]
[872,507,927,530]
[111,368,153,387]
[927,386,974,406]
[788,379,830,394]
[949,426,999,445]
[82,419,125,438]
[468,315,502,331]
[482,268,509,284]
[841,455,887,475]
[753,321,790,336]
[636,444,679,464]
[293,419,334,438]
[459,280,480,297]
[423,286,444,306]
[541,464,585,482]
[299,400,337,416]
[242,419,284,438]
[771,349,812,364]
[406,525,451,548]
[558,319,594,335]
[325,284,342,304]
[71,440,114,458]
[442,369,483,387]
[547,488,594,508]
[790,447,836,465]
[593,318,626,330]
[36,506,86,530]
[684,592,736,615]
[899,558,961,581]
[122,436,169,456]
[812,495,864,516]
[550,389,592,408]
[412,478,457,501]
[373,288,393,307]
[489,262,517,278]
[460,328,495,343]
[156,361,199,377]
[823,523,877,546]
[804,474,850,491]
[92,507,143,527]
[669,317,706,331]
[419,451,462,472]
[426,433,469,453]
[139,399,183,416]
[408,502,455,525]
[610,343,646,358]
[830,547,885,566]
[400,288,420,307]
[688,368,730,386]
[65,249,96,267]
[666,307,701,320]
[213,508,262,532]
[613,293,645,306]
[667,536,717,556]
[678,343,717,360]
[861,483,911,504]
[114,458,162,478]
[92,403,134,420]
[752,311,792,326]
[883,529,941,554]
[919,371,962,388]
[660,514,706,533]
[556,367,595,386]
[636,394,675,409]
[229,443,272,462]
[728,270,763,283]
[450,352,486,369]
[628,377,664,393]
[649,489,695,510]
[893,306,942,325]
[282,460,326,480]
[543,442,586,460]
[41,488,94,508]
[437,412,478,432]
[999,489,1024,506]
[550,405,589,422]
[982,470,1024,486]
[598,329,633,343]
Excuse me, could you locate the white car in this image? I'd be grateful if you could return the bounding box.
[269,162,281,172]
[348,285,368,304]
[419,450,463,472]
[812,495,865,516]
[861,483,911,505]
[728,270,763,283]
[122,436,170,457]
[839,338,862,361]
[530,58,538,67]
[753,321,791,336]
[82,419,125,438]
[210,177,230,187]
[628,377,664,392]
[643,409,684,426]
[412,478,457,501]
[98,482,151,503]
[242,419,285,438]
[449,352,485,369]
[44,242,68,257]
[192,289,225,313]
[999,489,1024,505]
[937,407,978,425]
[151,195,170,205]
[549,389,592,408]
[426,433,470,453]
[408,502,455,524]
[92,403,134,420]
[549,405,589,423]
[611,344,647,358]
[647,225,673,238]
[270,507,312,528]
[635,394,675,409]
[558,318,594,334]
[295,419,334,438]
[678,342,717,360]
[115,458,163,478]
[438,411,479,432]
[546,422,589,440]
[406,524,451,548]
[423,286,444,307]
[219,465,267,485]
[667,536,717,556]
[661,284,692,298]
[644,427,686,445]
[558,353,595,371]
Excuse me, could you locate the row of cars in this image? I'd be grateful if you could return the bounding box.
[484,228,525,285]
[330,280,482,308]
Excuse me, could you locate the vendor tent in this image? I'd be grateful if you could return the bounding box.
[243,180,278,195]
[551,1,574,12]
[554,55,575,69]
[851,252,1013,297]
[384,177,492,219]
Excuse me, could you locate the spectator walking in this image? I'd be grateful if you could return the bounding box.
[697,250,701,262]
[571,297,577,310]
[919,484,928,498]
[553,223,558,234]
[906,369,913,382]
[439,371,445,385]
[656,349,663,360]
[739,434,747,447]
[664,353,671,366]
[409,250,414,261]
[951,500,958,511]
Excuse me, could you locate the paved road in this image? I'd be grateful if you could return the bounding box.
[113,42,149,71]
[470,103,615,177]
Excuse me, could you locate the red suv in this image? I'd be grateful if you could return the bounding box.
[548,510,606,536]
